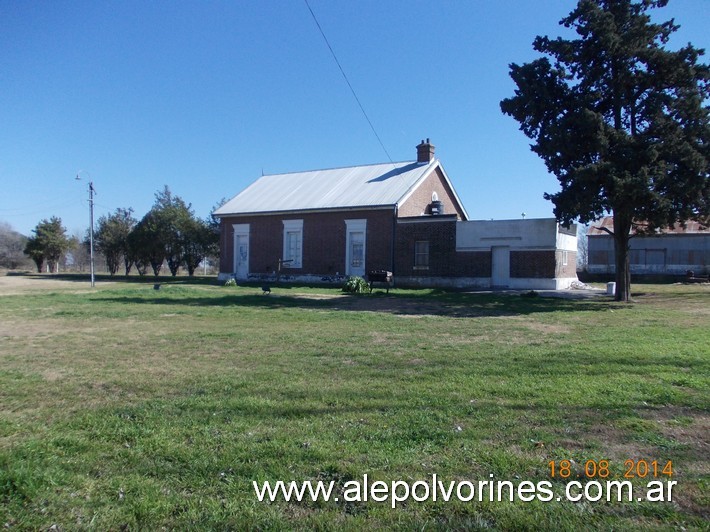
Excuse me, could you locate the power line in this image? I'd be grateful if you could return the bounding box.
[0,198,82,216]
[304,0,394,165]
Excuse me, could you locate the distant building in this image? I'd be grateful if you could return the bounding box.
[214,140,577,289]
[587,217,709,276]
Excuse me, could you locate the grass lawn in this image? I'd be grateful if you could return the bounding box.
[0,275,708,529]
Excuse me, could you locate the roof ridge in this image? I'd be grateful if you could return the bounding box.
[262,160,415,177]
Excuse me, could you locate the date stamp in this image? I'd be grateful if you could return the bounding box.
[548,459,673,479]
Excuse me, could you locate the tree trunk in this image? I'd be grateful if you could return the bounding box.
[613,215,632,302]
[124,257,133,277]
[168,257,180,276]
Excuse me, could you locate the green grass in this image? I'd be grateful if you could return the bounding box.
[0,277,708,529]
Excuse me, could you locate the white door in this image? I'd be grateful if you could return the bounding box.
[491,246,510,288]
[235,235,249,279]
[348,231,365,277]
[233,225,250,280]
[345,219,367,277]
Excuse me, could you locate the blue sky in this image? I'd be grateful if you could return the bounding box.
[1,0,708,237]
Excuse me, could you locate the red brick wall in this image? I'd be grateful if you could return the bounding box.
[510,251,556,278]
[556,250,577,278]
[456,251,492,278]
[398,167,466,220]
[219,209,395,276]
[395,218,491,277]
[509,250,577,279]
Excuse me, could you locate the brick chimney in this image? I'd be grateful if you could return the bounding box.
[416,138,435,163]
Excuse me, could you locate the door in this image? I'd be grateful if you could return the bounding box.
[232,224,250,280]
[235,235,249,279]
[348,232,365,277]
[345,219,367,277]
[491,246,510,288]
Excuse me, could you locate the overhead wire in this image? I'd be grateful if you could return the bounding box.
[0,198,83,217]
[303,0,395,166]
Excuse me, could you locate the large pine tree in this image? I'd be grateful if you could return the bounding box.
[501,0,709,301]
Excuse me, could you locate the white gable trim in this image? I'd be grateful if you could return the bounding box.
[436,163,470,221]
[396,160,436,209]
[395,160,469,221]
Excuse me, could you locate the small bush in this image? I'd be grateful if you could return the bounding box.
[342,276,369,294]
[224,278,237,287]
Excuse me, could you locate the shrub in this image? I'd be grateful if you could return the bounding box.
[342,276,369,294]
[224,278,237,287]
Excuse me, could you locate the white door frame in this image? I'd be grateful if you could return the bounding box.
[232,224,250,279]
[345,219,367,277]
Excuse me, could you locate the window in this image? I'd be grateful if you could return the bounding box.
[562,251,568,266]
[282,220,303,268]
[414,241,429,270]
[350,237,364,267]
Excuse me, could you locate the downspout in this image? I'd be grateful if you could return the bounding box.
[391,204,398,277]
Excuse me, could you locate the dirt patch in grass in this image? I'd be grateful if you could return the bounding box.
[0,318,70,338]
[0,274,115,295]
[640,406,710,474]
[40,368,73,382]
[652,408,710,518]
[368,331,391,344]
[331,296,495,318]
[522,321,571,335]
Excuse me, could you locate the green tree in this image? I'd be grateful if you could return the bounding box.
[501,0,709,301]
[182,217,217,276]
[95,208,136,276]
[151,186,193,277]
[23,235,44,273]
[23,217,71,273]
[130,186,204,277]
[129,211,165,277]
[126,224,151,276]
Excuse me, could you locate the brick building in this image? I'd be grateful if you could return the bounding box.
[214,140,577,289]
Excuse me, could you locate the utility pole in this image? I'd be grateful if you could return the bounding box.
[88,181,95,287]
[76,173,95,287]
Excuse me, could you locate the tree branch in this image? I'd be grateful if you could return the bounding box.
[593,226,614,236]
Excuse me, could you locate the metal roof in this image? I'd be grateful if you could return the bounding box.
[588,216,709,235]
[213,160,441,216]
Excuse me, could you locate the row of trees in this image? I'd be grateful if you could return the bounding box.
[23,186,219,277]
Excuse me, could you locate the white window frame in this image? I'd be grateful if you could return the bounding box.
[414,240,430,270]
[282,219,303,268]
